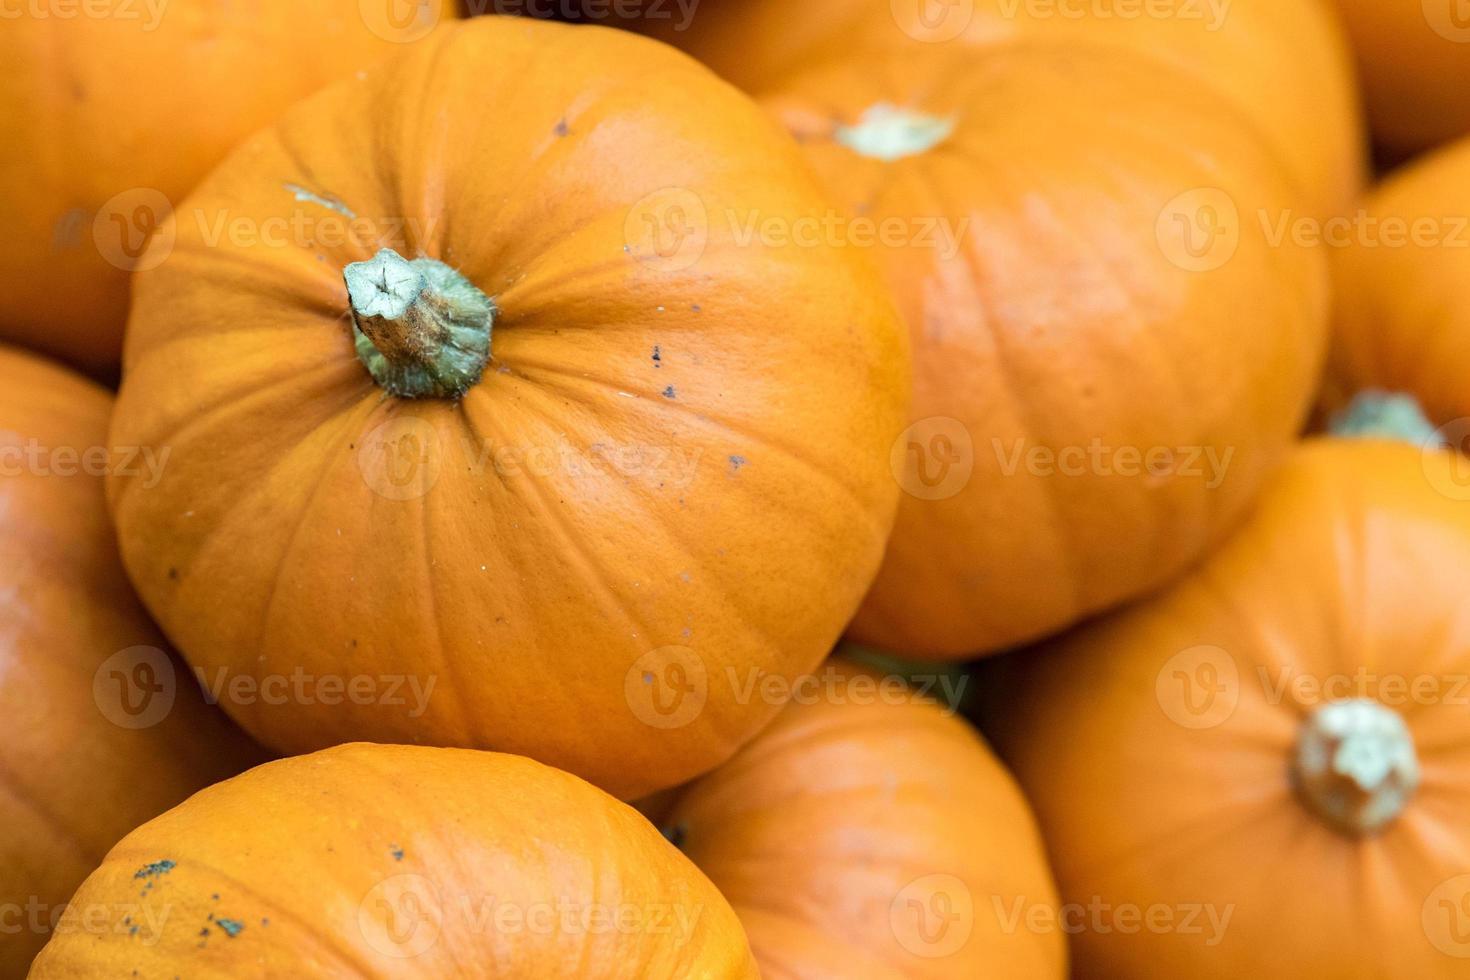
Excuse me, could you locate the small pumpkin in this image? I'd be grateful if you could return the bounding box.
[107,17,910,799]
[29,743,756,977]
[1329,138,1470,432]
[1329,0,1470,156]
[0,344,261,975]
[986,437,1470,977]
[657,658,1064,978]
[639,0,1362,219]
[0,0,457,375]
[756,42,1328,657]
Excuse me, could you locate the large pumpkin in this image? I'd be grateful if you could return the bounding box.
[0,0,456,375]
[656,658,1065,978]
[635,0,1362,219]
[1329,138,1470,432]
[106,17,910,799]
[986,438,1470,977]
[752,42,1327,658]
[29,743,756,977]
[0,344,261,975]
[1329,0,1470,156]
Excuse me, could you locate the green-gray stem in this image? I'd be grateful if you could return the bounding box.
[1328,390,1443,446]
[1292,699,1419,837]
[344,247,494,399]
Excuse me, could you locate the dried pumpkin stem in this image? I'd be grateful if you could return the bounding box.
[344,247,494,399]
[1292,698,1419,837]
[1327,390,1443,446]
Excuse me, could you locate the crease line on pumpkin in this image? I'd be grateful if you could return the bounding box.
[506,357,887,548]
[102,846,386,979]
[0,755,98,870]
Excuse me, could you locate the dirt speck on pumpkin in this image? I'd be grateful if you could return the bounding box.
[662,386,676,399]
[728,455,746,472]
[390,845,405,861]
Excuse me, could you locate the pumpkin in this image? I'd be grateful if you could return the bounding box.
[751,42,1328,658]
[1329,138,1470,432]
[28,742,757,977]
[106,17,910,799]
[1329,0,1470,156]
[984,438,1470,977]
[656,658,1065,978]
[0,0,457,375]
[636,0,1362,219]
[0,344,261,975]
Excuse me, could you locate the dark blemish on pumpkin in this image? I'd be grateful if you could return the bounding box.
[216,918,245,938]
[661,823,688,849]
[691,305,701,313]
[262,918,270,926]
[651,345,661,366]
[729,455,746,472]
[135,860,175,880]
[554,118,569,137]
[167,567,179,581]
[211,894,220,901]
[662,386,676,399]
[390,845,405,861]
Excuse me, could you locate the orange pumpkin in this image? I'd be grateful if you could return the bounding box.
[752,42,1327,658]
[986,438,1470,977]
[106,18,910,799]
[1329,138,1470,432]
[0,0,457,375]
[0,344,261,975]
[657,658,1065,978]
[1330,0,1470,156]
[29,743,756,977]
[638,0,1362,219]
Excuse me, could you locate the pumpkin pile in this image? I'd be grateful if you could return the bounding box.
[3,1,1467,976]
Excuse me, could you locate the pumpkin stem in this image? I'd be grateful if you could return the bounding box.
[344,247,494,399]
[835,103,955,162]
[1292,699,1419,837]
[1328,390,1443,446]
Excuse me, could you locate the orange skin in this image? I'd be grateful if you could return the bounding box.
[107,18,910,800]
[986,440,1470,977]
[659,659,1066,979]
[0,344,262,975]
[640,0,1363,220]
[1329,138,1470,428]
[1330,0,1470,157]
[0,0,457,376]
[28,743,757,978]
[754,44,1327,658]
